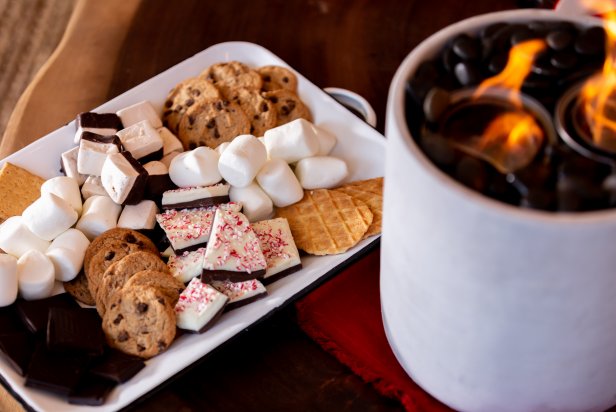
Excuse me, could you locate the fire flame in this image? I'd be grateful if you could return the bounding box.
[580,0,616,151]
[459,39,546,173]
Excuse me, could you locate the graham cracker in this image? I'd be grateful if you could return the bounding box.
[0,162,45,223]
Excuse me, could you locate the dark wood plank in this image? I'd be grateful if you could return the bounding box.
[109,1,518,410]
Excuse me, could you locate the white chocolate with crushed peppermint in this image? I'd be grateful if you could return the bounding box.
[168,248,205,283]
[252,218,301,280]
[162,183,230,209]
[174,277,228,333]
[211,279,267,309]
[155,202,242,253]
[202,209,266,275]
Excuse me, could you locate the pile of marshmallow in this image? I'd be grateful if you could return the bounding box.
[169,118,348,221]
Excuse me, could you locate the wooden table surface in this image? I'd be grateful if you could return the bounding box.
[1,0,523,410]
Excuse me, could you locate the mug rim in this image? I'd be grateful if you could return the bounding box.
[386,8,616,225]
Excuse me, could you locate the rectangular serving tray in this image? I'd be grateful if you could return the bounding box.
[0,41,385,411]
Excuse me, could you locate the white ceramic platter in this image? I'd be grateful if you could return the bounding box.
[0,42,385,411]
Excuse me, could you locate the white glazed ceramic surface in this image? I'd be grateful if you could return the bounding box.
[0,42,385,412]
[382,9,616,412]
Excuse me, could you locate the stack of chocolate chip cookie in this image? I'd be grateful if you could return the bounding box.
[162,61,312,150]
[74,228,183,359]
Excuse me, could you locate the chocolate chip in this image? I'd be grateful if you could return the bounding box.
[164,100,172,108]
[188,142,197,150]
[157,298,165,305]
[125,234,136,243]
[163,110,172,117]
[137,345,145,352]
[113,314,123,325]
[188,115,195,126]
[269,96,278,104]
[206,74,214,81]
[280,106,290,115]
[260,102,268,112]
[263,75,271,82]
[253,114,260,120]
[136,303,148,313]
[214,128,220,139]
[104,251,115,261]
[158,340,167,351]
[191,89,201,96]
[223,100,230,106]
[285,100,296,111]
[206,119,216,129]
[250,126,255,134]
[186,98,194,107]
[118,331,129,342]
[215,102,223,110]
[110,303,116,309]
[282,76,289,83]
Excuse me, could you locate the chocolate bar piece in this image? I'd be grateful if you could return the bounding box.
[47,307,104,356]
[68,374,117,406]
[75,112,123,144]
[0,331,36,376]
[162,183,230,210]
[101,151,148,205]
[0,304,27,334]
[15,293,80,335]
[25,344,89,396]
[77,132,123,176]
[89,349,145,383]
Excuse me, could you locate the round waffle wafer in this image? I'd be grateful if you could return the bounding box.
[334,177,383,239]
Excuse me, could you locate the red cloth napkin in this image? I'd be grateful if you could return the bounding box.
[295,248,453,412]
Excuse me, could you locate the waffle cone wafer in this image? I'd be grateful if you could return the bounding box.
[335,177,383,239]
[275,189,372,255]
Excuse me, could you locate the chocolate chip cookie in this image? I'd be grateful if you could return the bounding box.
[200,61,262,99]
[96,251,169,316]
[84,228,158,273]
[227,87,277,136]
[122,270,184,306]
[263,89,313,126]
[258,65,298,92]
[63,270,96,306]
[162,77,221,136]
[178,99,250,149]
[102,285,176,359]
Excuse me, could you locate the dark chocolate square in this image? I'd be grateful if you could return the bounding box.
[16,293,80,335]
[68,373,117,406]
[0,331,36,376]
[0,304,28,334]
[25,344,89,397]
[77,112,123,130]
[47,307,104,356]
[89,349,145,383]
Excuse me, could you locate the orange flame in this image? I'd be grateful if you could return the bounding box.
[456,39,547,172]
[581,0,616,151]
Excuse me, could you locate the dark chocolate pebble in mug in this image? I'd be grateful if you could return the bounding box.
[454,62,482,87]
[509,26,536,45]
[574,26,605,56]
[452,34,480,61]
[546,29,574,51]
[487,53,508,74]
[550,52,577,70]
[531,53,560,77]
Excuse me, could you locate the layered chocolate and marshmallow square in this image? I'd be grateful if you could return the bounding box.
[155,202,242,254]
[174,278,228,333]
[116,100,162,129]
[252,218,302,284]
[161,183,230,210]
[116,120,164,163]
[74,112,123,144]
[100,152,148,205]
[77,132,122,176]
[201,209,267,283]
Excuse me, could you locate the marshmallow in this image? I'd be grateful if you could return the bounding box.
[169,147,222,188]
[75,195,121,240]
[116,100,162,129]
[263,118,319,163]
[47,229,90,282]
[117,200,158,230]
[60,146,87,186]
[17,250,55,301]
[215,141,230,155]
[229,182,273,222]
[101,152,148,205]
[81,175,107,200]
[77,132,122,176]
[294,156,348,189]
[313,124,337,155]
[256,159,303,207]
[41,176,82,215]
[160,151,181,169]
[157,127,183,155]
[218,134,267,188]
[74,112,123,144]
[0,254,18,307]
[22,193,79,241]
[117,120,163,161]
[0,216,50,257]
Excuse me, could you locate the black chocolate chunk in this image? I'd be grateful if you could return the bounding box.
[574,26,606,56]
[119,151,149,205]
[546,29,574,51]
[81,131,123,149]
[453,62,482,86]
[0,304,28,334]
[550,51,577,70]
[451,34,480,61]
[0,331,36,376]
[15,293,80,335]
[89,349,145,383]
[25,344,89,396]
[68,374,117,406]
[77,112,123,130]
[47,308,104,356]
